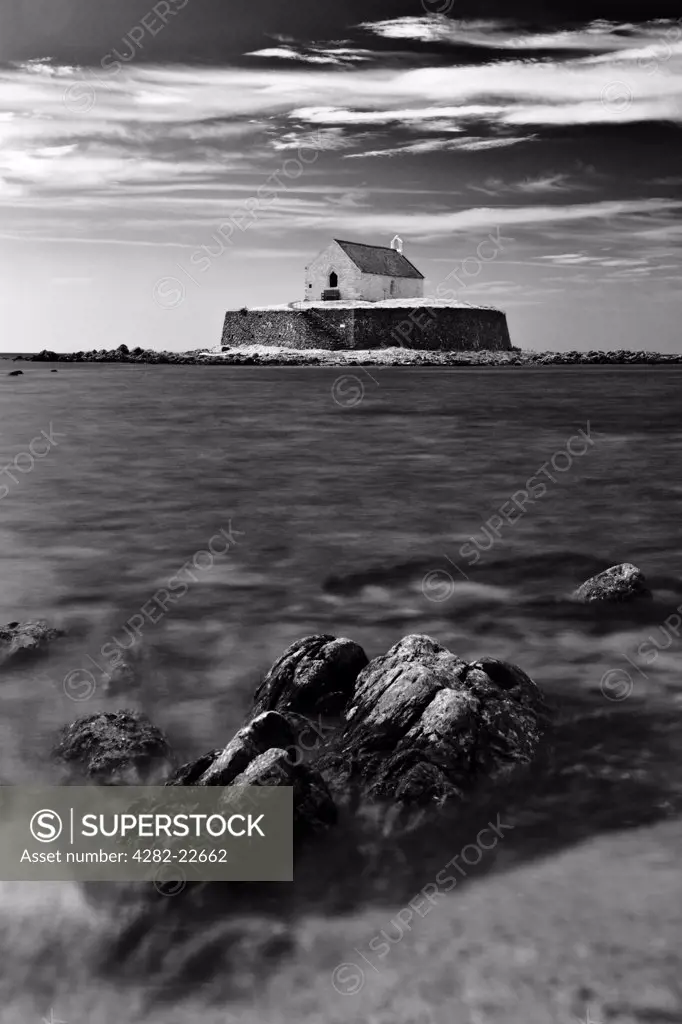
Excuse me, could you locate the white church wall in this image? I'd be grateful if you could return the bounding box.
[356,274,424,301]
[304,243,363,301]
[304,240,424,302]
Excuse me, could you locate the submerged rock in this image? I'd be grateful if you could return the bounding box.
[574,563,652,603]
[99,658,139,695]
[0,620,64,666]
[253,634,368,717]
[8,370,23,376]
[54,710,172,783]
[321,634,548,807]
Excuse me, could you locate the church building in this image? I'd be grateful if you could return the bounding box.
[304,236,424,302]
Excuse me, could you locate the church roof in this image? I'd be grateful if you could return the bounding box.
[334,239,424,280]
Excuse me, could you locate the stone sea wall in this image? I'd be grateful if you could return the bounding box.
[220,305,512,352]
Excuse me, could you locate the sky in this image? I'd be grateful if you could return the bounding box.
[0,0,681,352]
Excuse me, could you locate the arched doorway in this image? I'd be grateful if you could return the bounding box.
[329,271,338,288]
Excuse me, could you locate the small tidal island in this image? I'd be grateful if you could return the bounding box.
[15,237,682,367]
[221,236,512,354]
[19,344,682,368]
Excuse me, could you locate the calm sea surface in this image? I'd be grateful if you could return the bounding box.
[1,364,682,782]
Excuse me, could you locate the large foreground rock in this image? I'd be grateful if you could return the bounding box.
[321,634,549,806]
[164,748,223,786]
[253,634,368,717]
[166,711,296,786]
[0,620,64,666]
[167,710,336,843]
[229,747,337,843]
[53,710,172,783]
[574,563,652,604]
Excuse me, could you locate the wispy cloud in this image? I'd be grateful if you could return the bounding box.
[4,194,678,252]
[361,16,682,55]
[289,104,501,126]
[516,174,573,193]
[0,21,680,293]
[246,44,372,64]
[270,127,352,151]
[345,136,532,158]
[538,253,651,267]
[1,35,680,216]
[319,199,682,240]
[471,174,576,196]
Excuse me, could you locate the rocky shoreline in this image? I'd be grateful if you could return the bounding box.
[52,634,550,844]
[4,564,654,844]
[11,345,682,367]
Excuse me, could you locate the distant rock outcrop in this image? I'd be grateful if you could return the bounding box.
[17,345,682,367]
[574,563,652,603]
[53,710,172,783]
[0,620,64,666]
